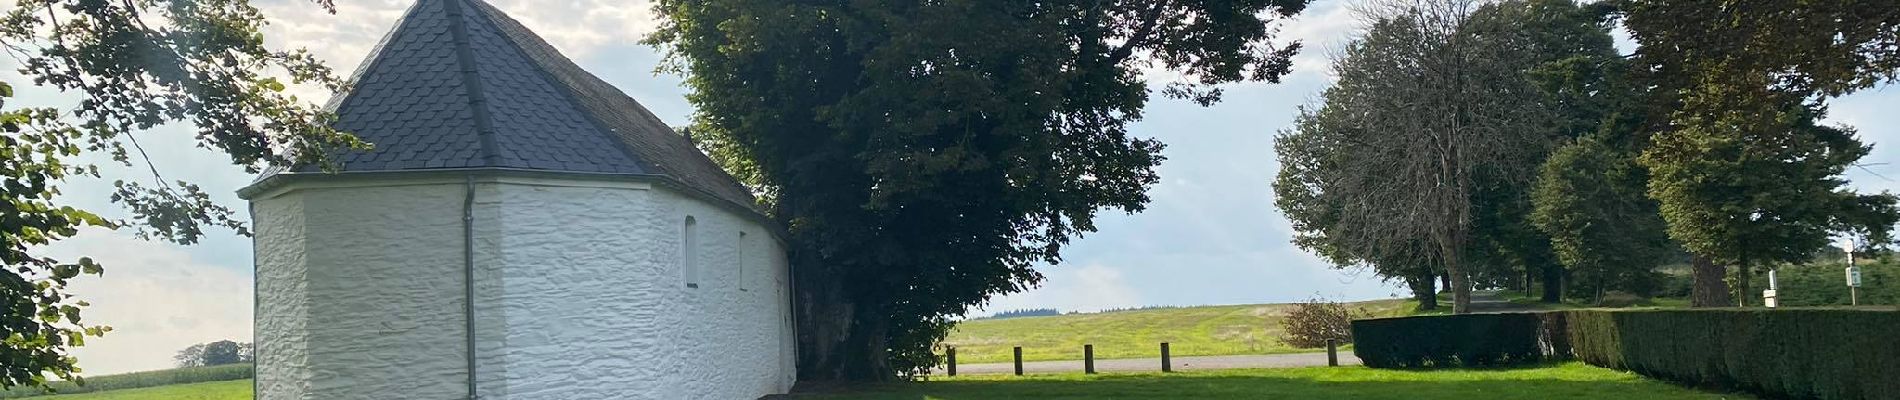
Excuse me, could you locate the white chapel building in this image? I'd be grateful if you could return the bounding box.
[238,0,797,398]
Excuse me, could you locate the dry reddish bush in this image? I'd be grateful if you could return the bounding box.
[1279,297,1371,348]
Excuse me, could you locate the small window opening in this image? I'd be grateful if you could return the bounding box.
[738,231,749,292]
[682,216,699,288]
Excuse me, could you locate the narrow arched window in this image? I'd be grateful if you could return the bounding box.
[737,231,749,292]
[682,216,699,289]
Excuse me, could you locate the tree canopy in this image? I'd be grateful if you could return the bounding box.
[0,0,353,388]
[1279,0,1900,311]
[1619,0,1900,305]
[649,0,1311,379]
[1273,0,1591,313]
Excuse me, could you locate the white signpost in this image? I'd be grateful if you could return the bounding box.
[1764,269,1779,308]
[1842,238,1861,306]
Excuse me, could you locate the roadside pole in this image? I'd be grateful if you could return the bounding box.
[1764,269,1779,308]
[1843,238,1862,306]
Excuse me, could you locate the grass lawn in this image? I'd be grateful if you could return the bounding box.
[796,363,1747,399]
[945,299,1419,364]
[41,380,248,400]
[41,364,1743,400]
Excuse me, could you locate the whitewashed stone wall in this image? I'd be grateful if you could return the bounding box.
[254,182,471,399]
[251,173,795,400]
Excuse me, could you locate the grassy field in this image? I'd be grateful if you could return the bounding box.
[36,380,248,400]
[944,299,1422,364]
[0,365,253,399]
[796,363,1747,399]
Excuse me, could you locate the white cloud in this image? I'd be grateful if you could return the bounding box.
[41,229,253,376]
[977,264,1143,316]
[1279,0,1360,81]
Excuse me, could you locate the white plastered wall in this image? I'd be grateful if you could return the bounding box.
[250,173,795,400]
[253,181,471,400]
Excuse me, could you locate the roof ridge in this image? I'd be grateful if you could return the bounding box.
[439,0,502,166]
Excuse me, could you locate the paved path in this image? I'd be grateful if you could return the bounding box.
[937,352,1359,375]
[1467,290,1518,313]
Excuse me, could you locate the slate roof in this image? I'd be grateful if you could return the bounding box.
[265,0,756,210]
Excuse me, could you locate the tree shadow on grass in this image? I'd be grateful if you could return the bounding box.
[778,368,1752,400]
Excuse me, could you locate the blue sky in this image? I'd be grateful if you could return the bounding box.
[5,0,1896,374]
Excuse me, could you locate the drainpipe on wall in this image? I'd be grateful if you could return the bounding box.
[463,175,478,399]
[249,204,260,398]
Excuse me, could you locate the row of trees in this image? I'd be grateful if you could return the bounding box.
[1274,0,1900,313]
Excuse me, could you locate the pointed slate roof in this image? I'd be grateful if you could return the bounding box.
[263,0,755,209]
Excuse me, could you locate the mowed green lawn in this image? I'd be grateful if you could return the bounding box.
[797,363,1748,399]
[944,299,1419,363]
[40,380,248,400]
[44,364,1739,399]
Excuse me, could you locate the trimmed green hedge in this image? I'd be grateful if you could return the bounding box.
[1352,309,1900,400]
[0,363,253,398]
[1565,309,1900,400]
[1350,312,1559,367]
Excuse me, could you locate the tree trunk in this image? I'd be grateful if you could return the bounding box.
[1524,267,1534,298]
[793,257,895,381]
[1735,261,1751,307]
[1407,273,1438,310]
[1540,262,1562,303]
[1442,239,1472,314]
[1689,255,1731,307]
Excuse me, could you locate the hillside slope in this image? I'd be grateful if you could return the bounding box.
[944,299,1417,364]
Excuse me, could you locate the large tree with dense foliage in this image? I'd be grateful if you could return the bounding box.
[1532,133,1676,302]
[1511,0,1680,303]
[1274,0,1597,313]
[648,0,1310,380]
[1274,103,1449,310]
[1617,0,1900,306]
[0,0,355,389]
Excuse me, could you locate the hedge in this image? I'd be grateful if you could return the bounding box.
[1349,312,1561,367]
[1352,309,1900,400]
[1565,309,1900,400]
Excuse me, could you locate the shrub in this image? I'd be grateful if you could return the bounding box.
[1279,297,1369,348]
[1349,312,1559,367]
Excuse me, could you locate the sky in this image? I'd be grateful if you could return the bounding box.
[3,0,1897,375]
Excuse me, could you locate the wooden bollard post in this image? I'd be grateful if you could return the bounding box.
[1160,342,1172,372]
[1013,346,1024,376]
[1084,344,1096,374]
[947,347,957,376]
[1326,339,1339,367]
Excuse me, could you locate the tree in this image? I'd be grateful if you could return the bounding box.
[0,0,356,388]
[199,340,242,366]
[1532,135,1675,303]
[1273,104,1445,310]
[1513,1,1680,303]
[173,340,251,367]
[173,343,206,368]
[1273,0,1561,314]
[1618,0,1900,307]
[649,0,1311,380]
